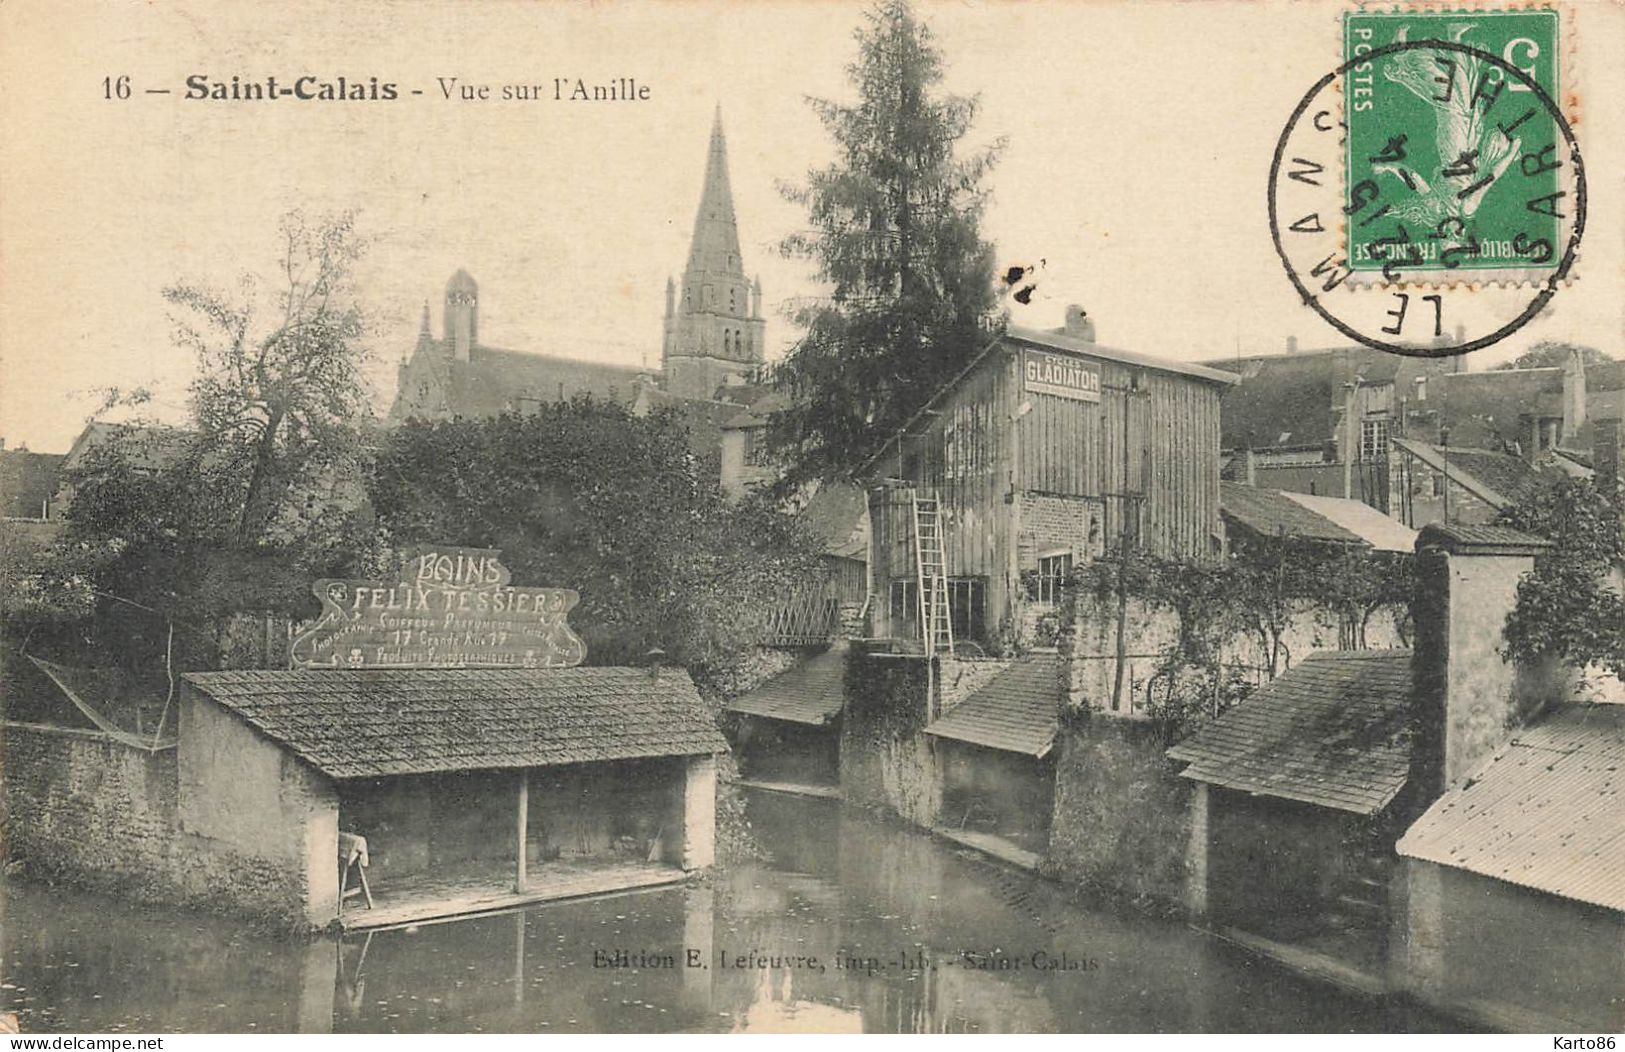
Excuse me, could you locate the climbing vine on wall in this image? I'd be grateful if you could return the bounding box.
[1067,537,1413,736]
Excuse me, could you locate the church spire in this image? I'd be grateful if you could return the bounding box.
[686,105,744,277]
[662,107,765,400]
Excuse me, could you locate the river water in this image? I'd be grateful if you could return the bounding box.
[1,791,1469,1033]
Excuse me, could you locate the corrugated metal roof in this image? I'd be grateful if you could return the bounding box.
[924,655,1061,757]
[725,644,847,726]
[183,667,728,780]
[1220,482,1368,546]
[1279,492,1419,553]
[1167,650,1413,814]
[1397,704,1625,912]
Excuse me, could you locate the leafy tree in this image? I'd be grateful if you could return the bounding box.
[1498,474,1625,680]
[166,209,372,544]
[769,0,1005,485]
[369,399,826,682]
[1494,340,1616,371]
[6,211,384,674]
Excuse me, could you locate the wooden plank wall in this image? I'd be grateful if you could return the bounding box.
[1016,351,1222,560]
[867,339,1226,636]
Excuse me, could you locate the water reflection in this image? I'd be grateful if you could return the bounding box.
[1,792,1473,1033]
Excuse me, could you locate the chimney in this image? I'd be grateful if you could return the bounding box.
[1340,381,1359,497]
[1063,304,1095,343]
[1409,523,1553,800]
[1561,346,1587,444]
[1593,418,1621,503]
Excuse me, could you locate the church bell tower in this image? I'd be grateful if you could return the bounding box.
[662,107,766,399]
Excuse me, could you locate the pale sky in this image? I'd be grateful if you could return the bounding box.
[2,0,1621,453]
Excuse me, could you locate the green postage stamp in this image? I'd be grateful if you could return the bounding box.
[1342,8,1572,285]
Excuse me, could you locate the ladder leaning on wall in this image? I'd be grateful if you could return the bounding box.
[911,494,954,657]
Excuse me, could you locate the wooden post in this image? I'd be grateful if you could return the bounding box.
[515,768,529,892]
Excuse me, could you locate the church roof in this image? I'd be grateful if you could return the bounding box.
[685,107,744,278]
[413,340,648,418]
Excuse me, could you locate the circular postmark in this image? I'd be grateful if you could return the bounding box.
[1269,34,1585,358]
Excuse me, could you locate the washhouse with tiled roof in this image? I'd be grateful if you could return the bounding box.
[166,550,729,930]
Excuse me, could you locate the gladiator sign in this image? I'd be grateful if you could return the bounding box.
[290,547,586,670]
[1023,349,1101,403]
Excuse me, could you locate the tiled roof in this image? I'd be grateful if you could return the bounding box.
[924,655,1061,757]
[1220,482,1367,546]
[1279,491,1418,552]
[1443,447,1551,506]
[183,667,727,779]
[1417,521,1551,554]
[1398,704,1625,912]
[1392,438,1559,511]
[1168,650,1413,814]
[725,644,847,726]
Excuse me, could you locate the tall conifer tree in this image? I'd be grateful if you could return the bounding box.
[771,0,1004,484]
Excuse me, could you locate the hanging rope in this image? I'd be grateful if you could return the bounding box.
[148,620,175,750]
[24,655,175,752]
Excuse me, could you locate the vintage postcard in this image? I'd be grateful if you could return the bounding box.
[1,0,1621,1039]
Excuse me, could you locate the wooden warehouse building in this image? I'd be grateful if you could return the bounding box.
[865,312,1238,653]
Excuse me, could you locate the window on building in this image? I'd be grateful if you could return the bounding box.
[947,578,986,642]
[889,580,918,624]
[1034,552,1073,606]
[1359,417,1390,462]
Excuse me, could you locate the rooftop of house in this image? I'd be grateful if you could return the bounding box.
[62,421,200,473]
[0,448,64,518]
[630,383,752,454]
[724,643,847,726]
[797,482,869,559]
[1006,327,1240,387]
[1204,347,1623,454]
[1276,490,1419,552]
[183,666,727,780]
[1167,649,1414,814]
[1200,345,1449,452]
[1220,482,1368,547]
[923,654,1062,758]
[1397,703,1625,913]
[1391,438,1557,511]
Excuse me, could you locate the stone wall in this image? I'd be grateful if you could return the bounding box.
[838,650,939,826]
[1395,859,1624,1032]
[1043,715,1191,915]
[3,722,178,889]
[2,720,329,929]
[179,691,339,924]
